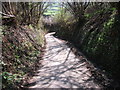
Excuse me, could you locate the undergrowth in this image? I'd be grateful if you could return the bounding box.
[1,24,45,89]
[48,6,120,85]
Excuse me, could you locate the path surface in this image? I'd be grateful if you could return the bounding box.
[27,32,105,89]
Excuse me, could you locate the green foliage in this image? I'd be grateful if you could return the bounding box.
[84,7,117,19]
[2,72,22,89]
[80,9,120,80]
[2,25,45,89]
[84,14,92,19]
[52,9,78,40]
[104,17,115,29]
[52,3,120,82]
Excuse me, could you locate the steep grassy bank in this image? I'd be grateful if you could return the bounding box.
[50,5,120,84]
[1,2,49,89]
[78,9,120,82]
[1,25,45,89]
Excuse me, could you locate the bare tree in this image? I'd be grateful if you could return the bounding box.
[1,2,49,26]
[66,2,89,22]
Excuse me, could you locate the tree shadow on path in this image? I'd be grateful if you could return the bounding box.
[24,32,111,89]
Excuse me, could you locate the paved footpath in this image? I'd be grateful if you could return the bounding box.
[27,32,106,89]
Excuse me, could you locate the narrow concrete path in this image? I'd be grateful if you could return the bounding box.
[27,32,106,89]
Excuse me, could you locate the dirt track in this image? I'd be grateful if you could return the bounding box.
[26,32,109,89]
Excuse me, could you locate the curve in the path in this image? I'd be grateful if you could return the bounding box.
[27,32,106,89]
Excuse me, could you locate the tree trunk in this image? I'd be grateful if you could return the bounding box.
[117,2,120,16]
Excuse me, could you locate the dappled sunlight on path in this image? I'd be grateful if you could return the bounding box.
[27,32,105,89]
